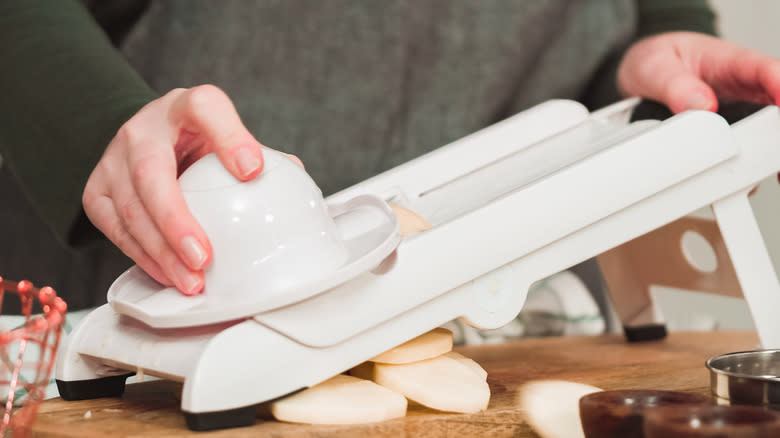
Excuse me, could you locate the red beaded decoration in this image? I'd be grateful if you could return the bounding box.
[0,277,67,437]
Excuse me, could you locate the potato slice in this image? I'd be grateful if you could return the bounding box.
[373,355,490,413]
[517,380,602,438]
[270,375,407,425]
[353,352,487,382]
[390,204,432,237]
[444,351,488,381]
[370,328,453,364]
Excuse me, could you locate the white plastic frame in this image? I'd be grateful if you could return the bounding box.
[56,99,780,417]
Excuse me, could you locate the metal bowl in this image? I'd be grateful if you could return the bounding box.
[707,350,780,408]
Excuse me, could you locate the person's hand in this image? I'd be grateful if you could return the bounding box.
[617,31,780,114]
[82,85,301,296]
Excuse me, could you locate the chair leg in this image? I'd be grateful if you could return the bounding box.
[712,191,780,348]
[597,250,667,342]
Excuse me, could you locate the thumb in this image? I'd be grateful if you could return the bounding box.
[660,74,719,114]
[619,43,719,114]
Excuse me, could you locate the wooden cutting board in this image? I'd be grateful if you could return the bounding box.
[31,331,759,437]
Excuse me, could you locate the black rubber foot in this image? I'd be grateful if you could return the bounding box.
[56,373,134,401]
[624,324,668,342]
[185,405,258,431]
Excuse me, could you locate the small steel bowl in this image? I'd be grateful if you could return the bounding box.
[706,350,780,408]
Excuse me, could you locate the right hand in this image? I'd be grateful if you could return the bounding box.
[82,85,301,296]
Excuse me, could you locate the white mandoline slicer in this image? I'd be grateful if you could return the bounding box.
[55,98,780,430]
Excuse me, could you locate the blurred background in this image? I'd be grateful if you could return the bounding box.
[0,1,777,335]
[631,0,780,333]
[711,0,780,59]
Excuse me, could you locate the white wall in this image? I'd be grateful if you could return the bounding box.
[711,0,780,57]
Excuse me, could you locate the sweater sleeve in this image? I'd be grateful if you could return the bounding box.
[580,0,717,111]
[0,0,159,246]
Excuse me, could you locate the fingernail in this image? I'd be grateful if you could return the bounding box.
[685,93,713,111]
[235,148,261,178]
[181,236,207,269]
[175,263,203,295]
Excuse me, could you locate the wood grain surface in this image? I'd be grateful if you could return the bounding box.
[30,331,760,437]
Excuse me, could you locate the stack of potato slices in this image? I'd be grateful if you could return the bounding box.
[270,328,490,424]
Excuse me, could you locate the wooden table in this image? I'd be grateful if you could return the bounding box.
[31,331,760,437]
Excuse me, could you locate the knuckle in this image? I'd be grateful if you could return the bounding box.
[81,189,97,215]
[115,118,145,146]
[165,87,188,99]
[81,176,98,208]
[105,216,133,250]
[81,173,110,220]
[155,249,176,273]
[117,197,144,229]
[161,88,188,107]
[186,84,226,112]
[151,245,183,281]
[130,154,161,186]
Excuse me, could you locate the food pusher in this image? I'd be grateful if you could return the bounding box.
[54,98,780,430]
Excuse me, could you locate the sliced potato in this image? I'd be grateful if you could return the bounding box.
[355,353,486,381]
[373,355,490,414]
[517,380,602,438]
[270,375,407,425]
[370,327,453,364]
[390,204,432,237]
[444,351,488,381]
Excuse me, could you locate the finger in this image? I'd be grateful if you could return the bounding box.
[665,74,719,114]
[123,139,211,291]
[113,163,205,296]
[754,56,780,105]
[82,185,172,287]
[118,119,213,273]
[704,48,780,105]
[634,54,718,113]
[172,85,265,181]
[619,37,719,114]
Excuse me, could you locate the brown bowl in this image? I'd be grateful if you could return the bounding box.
[643,405,780,438]
[579,390,710,438]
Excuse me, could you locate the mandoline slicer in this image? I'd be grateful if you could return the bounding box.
[55,98,780,431]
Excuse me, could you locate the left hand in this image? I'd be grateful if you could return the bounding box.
[617,31,780,114]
